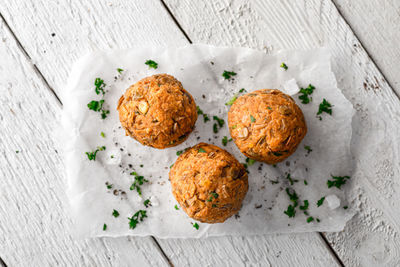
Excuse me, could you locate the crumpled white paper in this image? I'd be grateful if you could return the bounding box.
[62,44,355,238]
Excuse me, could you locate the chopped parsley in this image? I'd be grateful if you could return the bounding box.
[317,98,333,117]
[284,205,296,218]
[15,150,19,153]
[286,173,298,185]
[197,106,210,123]
[198,148,206,153]
[299,200,309,210]
[103,224,107,231]
[327,175,350,189]
[280,62,288,70]
[298,84,315,104]
[170,163,174,168]
[176,150,183,156]
[145,60,158,69]
[307,216,314,223]
[343,206,348,210]
[222,70,237,80]
[286,188,299,206]
[316,218,321,222]
[213,116,225,127]
[128,210,147,230]
[304,145,312,153]
[130,172,149,196]
[94,78,106,95]
[239,88,246,93]
[317,197,325,207]
[174,204,179,210]
[207,191,219,202]
[87,99,110,119]
[85,146,106,161]
[100,132,106,138]
[143,199,151,208]
[246,158,256,166]
[192,222,200,230]
[106,183,113,189]
[222,136,232,146]
[117,68,124,73]
[225,94,238,106]
[304,180,308,185]
[250,115,256,123]
[112,209,120,218]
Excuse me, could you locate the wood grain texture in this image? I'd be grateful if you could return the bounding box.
[0,0,342,266]
[0,18,168,267]
[163,0,400,266]
[333,0,400,95]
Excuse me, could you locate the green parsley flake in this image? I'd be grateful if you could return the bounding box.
[176,150,183,156]
[284,205,296,218]
[316,218,321,222]
[100,132,106,138]
[304,180,308,185]
[317,98,333,117]
[246,158,256,166]
[174,204,179,210]
[298,84,315,104]
[130,172,149,196]
[85,146,106,161]
[128,210,147,230]
[197,106,210,123]
[343,206,348,210]
[307,216,314,223]
[327,175,350,189]
[231,125,237,129]
[198,148,206,153]
[286,188,299,207]
[117,68,124,73]
[222,70,237,80]
[222,136,232,146]
[170,163,174,168]
[16,150,20,153]
[106,183,113,189]
[87,99,110,119]
[207,191,219,202]
[192,222,200,230]
[145,60,158,69]
[280,62,288,70]
[213,116,225,127]
[286,174,298,185]
[226,93,238,106]
[94,78,106,95]
[299,200,309,210]
[112,209,120,218]
[239,88,246,93]
[317,197,325,207]
[143,199,151,208]
[103,224,107,231]
[250,115,256,123]
[304,145,312,153]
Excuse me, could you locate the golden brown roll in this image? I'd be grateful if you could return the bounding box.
[169,143,248,223]
[117,74,197,149]
[228,89,307,164]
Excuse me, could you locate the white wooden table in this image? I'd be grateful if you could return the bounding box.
[1,1,400,266]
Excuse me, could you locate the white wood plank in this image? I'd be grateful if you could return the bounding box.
[163,0,400,266]
[333,0,400,95]
[0,19,168,267]
[0,0,341,266]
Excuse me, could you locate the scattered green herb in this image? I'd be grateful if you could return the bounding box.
[225,93,238,106]
[94,78,106,95]
[143,199,151,208]
[198,148,206,153]
[317,197,325,207]
[174,205,179,210]
[112,209,120,218]
[85,146,106,161]
[145,60,158,69]
[284,205,296,218]
[286,174,298,185]
[176,150,183,156]
[207,191,219,202]
[280,62,288,70]
[222,136,232,146]
[304,145,312,153]
[299,200,309,210]
[87,99,110,119]
[100,132,106,138]
[307,216,314,223]
[197,106,210,123]
[130,172,149,196]
[192,222,200,230]
[246,158,256,166]
[239,88,246,93]
[15,150,19,153]
[327,175,350,189]
[286,188,299,207]
[343,206,348,210]
[298,84,315,104]
[110,155,114,159]
[213,116,225,127]
[103,224,107,231]
[317,98,333,117]
[304,180,308,185]
[250,115,256,123]
[267,106,272,110]
[128,210,147,230]
[117,68,124,73]
[106,184,113,189]
[170,163,174,168]
[222,70,237,80]
[231,125,237,129]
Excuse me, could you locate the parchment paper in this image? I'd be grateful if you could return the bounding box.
[61,44,355,238]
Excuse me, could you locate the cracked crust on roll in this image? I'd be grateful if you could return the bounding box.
[117,74,197,149]
[228,89,307,164]
[169,143,248,223]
